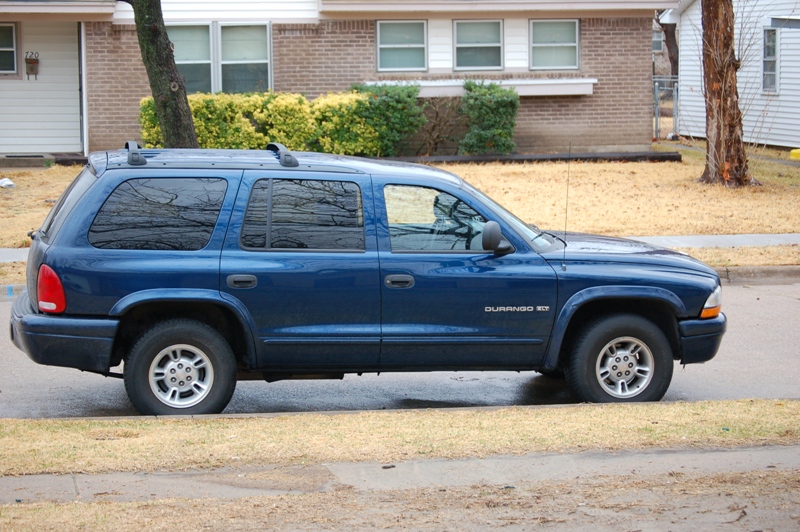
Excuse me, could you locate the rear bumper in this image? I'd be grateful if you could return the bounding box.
[10,292,119,374]
[678,313,727,364]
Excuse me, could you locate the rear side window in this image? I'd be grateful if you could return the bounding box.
[241,179,364,250]
[88,178,227,251]
[40,166,98,242]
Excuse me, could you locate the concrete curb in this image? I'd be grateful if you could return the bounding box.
[716,265,800,285]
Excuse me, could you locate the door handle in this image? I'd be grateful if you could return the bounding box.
[385,274,415,289]
[226,274,258,289]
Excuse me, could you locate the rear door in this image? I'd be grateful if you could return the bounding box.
[220,171,381,371]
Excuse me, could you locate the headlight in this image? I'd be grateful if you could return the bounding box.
[700,285,722,319]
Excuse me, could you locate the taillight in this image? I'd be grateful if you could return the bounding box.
[37,264,66,314]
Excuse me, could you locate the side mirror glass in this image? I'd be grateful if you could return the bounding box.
[482,221,514,255]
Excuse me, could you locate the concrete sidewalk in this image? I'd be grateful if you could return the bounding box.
[2,444,798,504]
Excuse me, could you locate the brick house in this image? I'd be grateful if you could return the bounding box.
[1,0,676,155]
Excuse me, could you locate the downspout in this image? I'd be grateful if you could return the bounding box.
[80,21,89,157]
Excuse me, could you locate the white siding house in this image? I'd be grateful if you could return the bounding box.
[676,0,800,148]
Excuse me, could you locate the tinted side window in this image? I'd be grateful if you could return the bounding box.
[384,185,486,251]
[242,179,364,250]
[88,178,228,251]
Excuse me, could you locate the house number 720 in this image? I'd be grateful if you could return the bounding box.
[25,51,40,59]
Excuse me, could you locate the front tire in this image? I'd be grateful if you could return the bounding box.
[124,319,237,415]
[565,314,673,403]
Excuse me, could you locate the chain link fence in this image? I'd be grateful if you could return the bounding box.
[653,76,679,140]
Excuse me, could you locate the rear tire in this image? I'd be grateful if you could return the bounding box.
[124,319,237,415]
[565,314,673,403]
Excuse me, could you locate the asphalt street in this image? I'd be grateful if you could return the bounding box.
[1,282,798,419]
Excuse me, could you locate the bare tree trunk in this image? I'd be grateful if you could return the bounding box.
[700,0,754,186]
[662,23,679,77]
[122,0,198,148]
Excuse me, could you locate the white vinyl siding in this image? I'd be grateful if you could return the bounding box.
[428,19,452,69]
[114,0,318,23]
[530,20,579,70]
[0,21,81,153]
[504,19,529,69]
[377,21,427,71]
[454,20,503,70]
[678,0,800,148]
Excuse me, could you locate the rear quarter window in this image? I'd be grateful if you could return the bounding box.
[88,178,228,251]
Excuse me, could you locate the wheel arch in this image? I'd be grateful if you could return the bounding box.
[543,286,684,371]
[108,290,257,369]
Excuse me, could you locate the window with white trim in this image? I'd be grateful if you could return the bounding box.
[0,23,17,74]
[377,21,427,71]
[169,23,270,94]
[454,20,502,70]
[763,28,778,92]
[653,30,664,52]
[530,20,579,70]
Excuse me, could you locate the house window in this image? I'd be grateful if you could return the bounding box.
[377,21,426,71]
[653,30,664,52]
[221,26,270,93]
[763,28,777,92]
[169,23,270,94]
[454,20,502,70]
[170,26,212,93]
[0,23,17,74]
[530,20,579,70]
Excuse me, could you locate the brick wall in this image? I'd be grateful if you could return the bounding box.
[514,18,653,152]
[84,22,149,152]
[83,17,652,153]
[272,21,376,96]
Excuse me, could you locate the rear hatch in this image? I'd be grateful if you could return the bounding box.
[26,164,100,307]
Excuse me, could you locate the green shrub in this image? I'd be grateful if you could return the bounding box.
[138,97,162,148]
[189,93,267,149]
[310,92,381,156]
[458,81,519,155]
[352,84,427,157]
[251,92,315,151]
[139,94,268,149]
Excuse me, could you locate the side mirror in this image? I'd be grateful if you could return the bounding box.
[482,221,514,255]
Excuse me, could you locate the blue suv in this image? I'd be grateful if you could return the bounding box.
[10,143,726,415]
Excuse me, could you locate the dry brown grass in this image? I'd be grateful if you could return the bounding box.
[0,261,25,285]
[439,157,800,237]
[0,399,797,476]
[0,166,79,248]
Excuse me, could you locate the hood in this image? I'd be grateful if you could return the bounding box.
[539,231,718,276]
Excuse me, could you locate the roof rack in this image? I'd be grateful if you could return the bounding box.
[125,141,147,166]
[267,142,299,168]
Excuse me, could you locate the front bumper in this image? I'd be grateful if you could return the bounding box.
[678,313,727,364]
[10,291,119,374]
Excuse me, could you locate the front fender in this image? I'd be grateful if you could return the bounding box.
[542,285,686,369]
[109,289,258,367]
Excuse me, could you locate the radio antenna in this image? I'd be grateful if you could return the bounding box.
[562,143,571,271]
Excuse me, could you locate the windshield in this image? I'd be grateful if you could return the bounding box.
[461,181,559,252]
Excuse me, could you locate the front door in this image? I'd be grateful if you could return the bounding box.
[374,180,558,370]
[220,171,381,371]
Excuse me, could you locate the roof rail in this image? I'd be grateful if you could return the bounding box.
[125,141,147,166]
[266,142,299,168]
